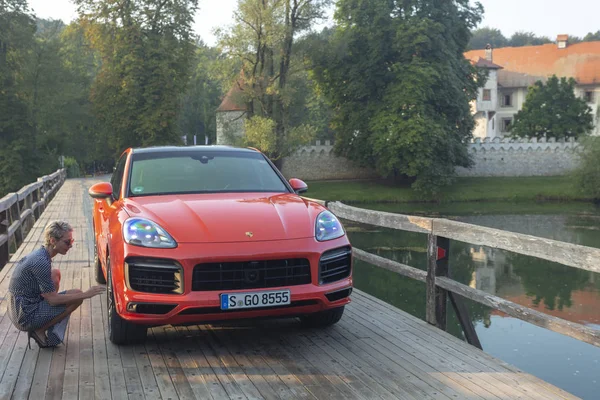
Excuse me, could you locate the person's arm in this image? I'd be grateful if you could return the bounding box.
[41,286,105,306]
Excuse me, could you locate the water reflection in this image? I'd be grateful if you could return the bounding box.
[344,206,600,399]
[346,214,600,327]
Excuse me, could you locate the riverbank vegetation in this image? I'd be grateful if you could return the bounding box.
[305,176,592,204]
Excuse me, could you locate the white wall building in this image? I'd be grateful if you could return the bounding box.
[466,37,600,138]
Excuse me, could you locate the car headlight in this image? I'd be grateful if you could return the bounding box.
[123,218,177,248]
[315,211,345,241]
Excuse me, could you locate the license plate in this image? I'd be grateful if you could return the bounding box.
[220,289,291,310]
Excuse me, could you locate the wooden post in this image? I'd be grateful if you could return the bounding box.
[426,233,448,328]
[12,200,23,249]
[448,292,483,349]
[0,208,8,268]
[435,236,449,330]
[33,183,41,219]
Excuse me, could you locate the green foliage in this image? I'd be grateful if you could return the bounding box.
[468,27,508,50]
[242,116,316,159]
[310,0,484,195]
[64,156,81,178]
[304,176,580,204]
[0,1,38,196]
[583,30,600,42]
[244,116,278,154]
[178,41,222,144]
[75,0,199,156]
[217,0,330,161]
[510,76,593,139]
[573,137,600,199]
[510,253,589,311]
[469,28,600,50]
[508,31,552,47]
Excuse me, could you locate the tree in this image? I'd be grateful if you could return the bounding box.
[178,41,223,145]
[573,137,600,199]
[0,0,37,196]
[217,0,329,162]
[74,0,199,156]
[57,21,106,174]
[310,0,484,194]
[508,31,552,47]
[583,31,600,42]
[468,27,508,50]
[510,76,593,140]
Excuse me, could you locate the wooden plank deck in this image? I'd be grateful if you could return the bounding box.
[0,178,580,400]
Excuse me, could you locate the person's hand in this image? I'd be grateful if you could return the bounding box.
[85,285,105,298]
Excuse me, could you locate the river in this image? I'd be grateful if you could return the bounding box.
[344,202,600,399]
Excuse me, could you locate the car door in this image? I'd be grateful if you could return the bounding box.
[98,154,128,264]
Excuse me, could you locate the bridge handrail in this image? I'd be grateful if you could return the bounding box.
[324,201,600,348]
[0,169,67,269]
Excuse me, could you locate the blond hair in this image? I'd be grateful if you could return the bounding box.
[44,221,73,248]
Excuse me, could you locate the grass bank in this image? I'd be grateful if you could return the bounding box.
[305,176,592,204]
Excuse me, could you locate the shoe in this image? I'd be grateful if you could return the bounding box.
[27,331,51,349]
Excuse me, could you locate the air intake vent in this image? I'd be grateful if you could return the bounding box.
[126,258,183,294]
[192,258,311,291]
[131,303,177,315]
[319,247,352,284]
[325,287,352,302]
[179,300,319,315]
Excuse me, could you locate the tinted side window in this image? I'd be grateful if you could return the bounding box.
[110,155,127,199]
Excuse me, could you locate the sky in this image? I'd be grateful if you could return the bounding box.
[26,0,600,46]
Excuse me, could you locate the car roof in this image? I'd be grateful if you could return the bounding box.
[130,145,259,155]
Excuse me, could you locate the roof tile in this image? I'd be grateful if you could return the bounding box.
[465,41,600,85]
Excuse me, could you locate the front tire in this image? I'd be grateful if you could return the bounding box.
[300,306,345,328]
[106,256,147,345]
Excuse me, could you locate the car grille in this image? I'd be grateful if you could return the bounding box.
[126,257,183,294]
[319,247,352,284]
[192,258,311,291]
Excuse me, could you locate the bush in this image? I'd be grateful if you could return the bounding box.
[573,137,600,199]
[64,156,81,178]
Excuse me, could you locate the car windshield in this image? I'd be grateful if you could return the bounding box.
[128,150,289,196]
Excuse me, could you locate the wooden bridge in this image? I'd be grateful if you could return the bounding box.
[0,176,589,399]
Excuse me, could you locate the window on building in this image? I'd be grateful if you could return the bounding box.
[501,93,512,107]
[482,89,491,101]
[501,118,512,132]
[584,91,594,103]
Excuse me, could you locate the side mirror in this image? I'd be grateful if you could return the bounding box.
[289,178,308,194]
[89,182,113,199]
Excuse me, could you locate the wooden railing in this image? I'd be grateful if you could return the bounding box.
[321,201,600,349]
[0,169,67,270]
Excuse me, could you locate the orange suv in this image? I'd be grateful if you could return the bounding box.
[89,146,352,344]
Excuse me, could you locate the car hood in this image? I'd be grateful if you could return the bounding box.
[123,193,324,243]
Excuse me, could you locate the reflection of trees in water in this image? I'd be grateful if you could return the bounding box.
[344,212,600,346]
[509,253,590,311]
[348,225,493,341]
[447,242,494,335]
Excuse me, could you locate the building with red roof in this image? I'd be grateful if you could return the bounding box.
[464,37,600,138]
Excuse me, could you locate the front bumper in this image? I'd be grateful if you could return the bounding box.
[112,236,353,325]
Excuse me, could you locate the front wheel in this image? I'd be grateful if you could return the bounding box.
[300,306,345,328]
[106,256,147,345]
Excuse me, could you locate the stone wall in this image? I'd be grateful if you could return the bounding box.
[455,137,581,177]
[279,137,582,180]
[214,110,582,178]
[280,141,378,180]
